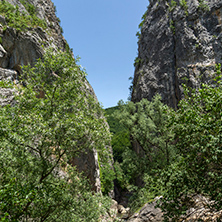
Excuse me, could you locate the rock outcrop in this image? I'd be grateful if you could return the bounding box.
[126,195,222,222]
[99,200,130,222]
[0,0,66,71]
[0,67,17,106]
[132,0,222,109]
[100,195,222,221]
[127,198,163,222]
[0,0,110,192]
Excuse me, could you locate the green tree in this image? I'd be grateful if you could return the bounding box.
[0,48,111,221]
[165,73,222,205]
[105,106,131,163]
[159,66,222,219]
[112,95,175,195]
[115,95,175,172]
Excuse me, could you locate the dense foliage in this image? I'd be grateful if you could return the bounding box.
[161,67,222,219]
[0,49,111,221]
[105,106,126,135]
[105,106,130,163]
[112,95,175,204]
[112,64,222,219]
[0,0,221,219]
[115,95,175,170]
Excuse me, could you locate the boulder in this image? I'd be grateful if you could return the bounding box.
[127,198,163,222]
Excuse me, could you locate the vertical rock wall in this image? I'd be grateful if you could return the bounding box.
[132,0,222,109]
[0,0,66,70]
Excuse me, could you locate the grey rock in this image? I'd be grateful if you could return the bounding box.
[178,194,222,221]
[0,67,17,106]
[0,87,16,106]
[110,200,119,218]
[0,44,6,58]
[0,0,66,70]
[127,200,163,222]
[71,148,102,193]
[0,15,6,25]
[132,0,222,109]
[0,67,17,81]
[99,200,129,222]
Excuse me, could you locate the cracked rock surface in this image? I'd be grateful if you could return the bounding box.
[132,0,222,109]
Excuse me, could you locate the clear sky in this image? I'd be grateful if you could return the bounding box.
[51,0,148,108]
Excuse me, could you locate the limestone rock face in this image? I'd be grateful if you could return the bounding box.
[0,0,66,71]
[127,198,163,222]
[132,0,222,109]
[0,0,108,193]
[0,67,17,106]
[71,148,101,193]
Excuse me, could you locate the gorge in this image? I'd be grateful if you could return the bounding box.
[0,0,222,221]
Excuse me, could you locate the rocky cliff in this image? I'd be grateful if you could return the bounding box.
[0,0,110,192]
[0,0,66,70]
[132,0,222,109]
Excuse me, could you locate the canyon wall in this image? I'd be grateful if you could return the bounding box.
[0,0,111,192]
[132,0,222,109]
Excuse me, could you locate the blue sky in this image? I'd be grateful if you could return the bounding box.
[51,0,148,108]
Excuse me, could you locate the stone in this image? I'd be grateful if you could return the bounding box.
[71,148,102,192]
[99,200,125,222]
[0,15,6,25]
[0,67,17,81]
[0,87,16,106]
[179,194,222,222]
[127,200,163,222]
[128,1,222,221]
[0,44,6,58]
[131,0,222,109]
[0,0,66,70]
[0,67,17,106]
[110,200,119,218]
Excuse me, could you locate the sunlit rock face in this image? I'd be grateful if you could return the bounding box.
[0,67,17,106]
[132,0,222,109]
[0,0,66,71]
[0,0,112,193]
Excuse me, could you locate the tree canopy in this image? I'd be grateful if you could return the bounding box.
[0,49,111,221]
[112,64,222,219]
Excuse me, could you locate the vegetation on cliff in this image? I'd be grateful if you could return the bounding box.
[0,0,47,32]
[0,49,112,221]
